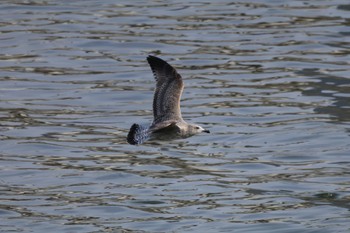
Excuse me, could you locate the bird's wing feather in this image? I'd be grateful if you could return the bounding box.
[147,55,184,124]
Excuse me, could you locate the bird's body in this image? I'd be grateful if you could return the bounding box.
[127,56,209,145]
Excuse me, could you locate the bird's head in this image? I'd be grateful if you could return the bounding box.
[188,124,210,135]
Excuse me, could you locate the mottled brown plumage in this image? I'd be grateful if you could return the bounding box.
[127,56,209,145]
[147,55,184,124]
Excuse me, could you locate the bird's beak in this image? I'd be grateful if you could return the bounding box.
[203,130,210,133]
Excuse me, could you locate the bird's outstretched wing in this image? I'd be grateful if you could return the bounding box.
[147,55,184,124]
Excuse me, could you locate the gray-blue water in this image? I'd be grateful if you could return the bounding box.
[1,0,350,232]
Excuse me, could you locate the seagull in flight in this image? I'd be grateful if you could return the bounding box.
[127,55,210,145]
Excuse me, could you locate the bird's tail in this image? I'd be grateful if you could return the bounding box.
[127,124,150,145]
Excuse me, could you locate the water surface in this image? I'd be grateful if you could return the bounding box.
[1,0,350,232]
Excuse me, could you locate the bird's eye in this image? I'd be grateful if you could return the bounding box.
[196,126,200,129]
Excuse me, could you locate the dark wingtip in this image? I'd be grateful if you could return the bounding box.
[147,55,157,59]
[147,55,160,60]
[147,55,167,66]
[127,123,140,145]
[147,55,157,62]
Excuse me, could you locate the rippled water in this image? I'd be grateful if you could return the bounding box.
[1,0,350,232]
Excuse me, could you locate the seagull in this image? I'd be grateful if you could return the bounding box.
[127,55,210,145]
